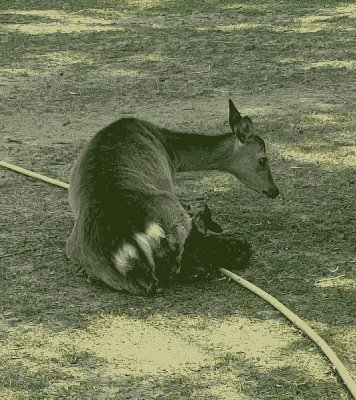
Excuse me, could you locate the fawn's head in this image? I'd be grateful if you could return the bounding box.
[226,99,279,199]
[187,204,223,236]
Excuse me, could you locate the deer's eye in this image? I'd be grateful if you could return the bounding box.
[258,157,267,167]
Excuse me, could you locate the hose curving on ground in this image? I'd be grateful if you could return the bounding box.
[1,159,355,398]
[220,268,356,399]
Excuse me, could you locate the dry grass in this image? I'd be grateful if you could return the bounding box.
[0,1,355,399]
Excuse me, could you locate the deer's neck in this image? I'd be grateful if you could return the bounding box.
[163,131,235,173]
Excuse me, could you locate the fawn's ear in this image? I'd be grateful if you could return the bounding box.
[195,215,223,234]
[193,215,208,235]
[206,219,223,233]
[192,204,223,234]
[229,99,253,143]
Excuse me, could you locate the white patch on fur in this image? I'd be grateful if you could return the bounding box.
[134,232,155,267]
[113,243,138,275]
[146,223,166,242]
[134,223,166,267]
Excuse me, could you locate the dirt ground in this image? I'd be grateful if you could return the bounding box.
[0,1,355,399]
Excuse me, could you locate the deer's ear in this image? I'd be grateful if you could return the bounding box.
[229,99,242,135]
[230,100,253,143]
[236,116,253,143]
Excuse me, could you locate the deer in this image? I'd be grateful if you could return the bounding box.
[66,99,279,295]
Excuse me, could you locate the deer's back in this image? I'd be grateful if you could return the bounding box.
[69,118,175,239]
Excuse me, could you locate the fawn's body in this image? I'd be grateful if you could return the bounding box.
[67,100,279,295]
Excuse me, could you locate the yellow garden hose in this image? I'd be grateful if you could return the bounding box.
[219,268,356,399]
[1,159,355,398]
[0,160,69,189]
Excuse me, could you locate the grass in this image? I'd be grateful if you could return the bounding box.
[0,0,355,399]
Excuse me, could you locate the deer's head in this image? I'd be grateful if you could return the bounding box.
[226,99,279,199]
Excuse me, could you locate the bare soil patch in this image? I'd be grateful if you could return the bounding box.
[1,1,355,399]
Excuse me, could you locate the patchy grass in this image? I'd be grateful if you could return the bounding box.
[0,1,355,399]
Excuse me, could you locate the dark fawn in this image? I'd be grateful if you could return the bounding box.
[180,204,252,279]
[66,99,279,295]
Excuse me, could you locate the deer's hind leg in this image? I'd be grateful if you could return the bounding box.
[143,194,192,286]
[66,219,155,295]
